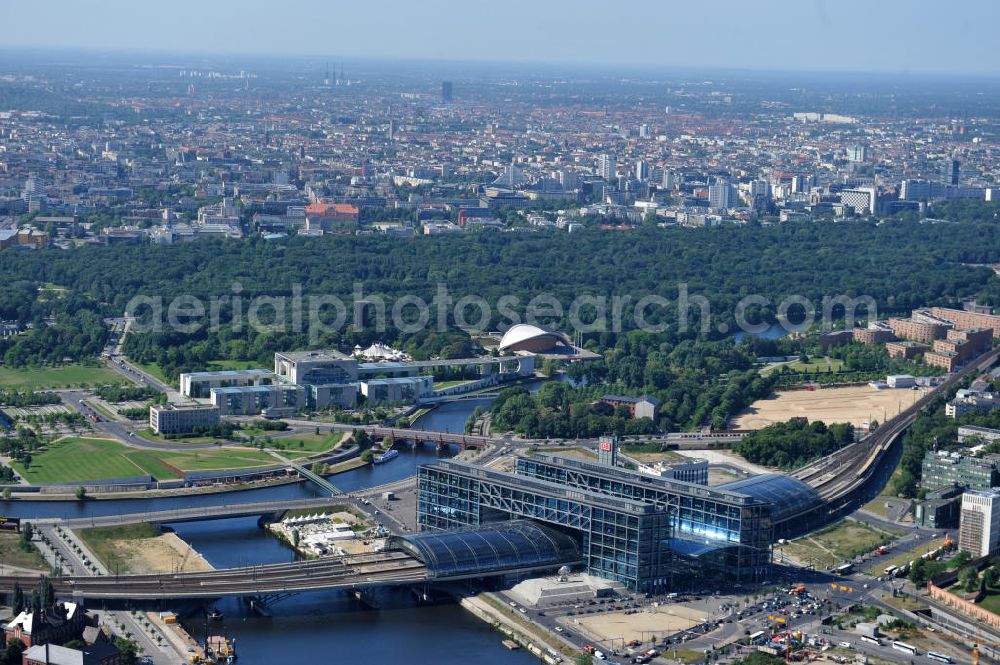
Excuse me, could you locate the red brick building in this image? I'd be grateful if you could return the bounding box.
[304,202,359,233]
[930,307,1000,338]
[888,317,949,343]
[853,327,895,345]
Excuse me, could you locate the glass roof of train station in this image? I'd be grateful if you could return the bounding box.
[394,520,582,578]
[717,473,824,523]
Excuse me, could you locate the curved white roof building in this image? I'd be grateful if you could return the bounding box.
[498,324,572,353]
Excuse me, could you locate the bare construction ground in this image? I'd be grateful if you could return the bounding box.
[570,604,704,644]
[732,385,931,429]
[105,532,213,574]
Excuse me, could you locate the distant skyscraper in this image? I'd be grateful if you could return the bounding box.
[597,154,617,181]
[639,124,651,138]
[847,145,868,162]
[708,179,737,210]
[441,81,453,103]
[661,170,675,190]
[941,158,960,186]
[635,160,649,182]
[388,119,396,141]
[839,187,877,215]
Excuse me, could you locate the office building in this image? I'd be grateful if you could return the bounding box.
[839,187,877,215]
[661,170,675,190]
[361,376,433,405]
[959,489,1000,557]
[958,426,1000,447]
[149,403,220,435]
[597,154,617,182]
[708,180,737,211]
[940,158,960,186]
[847,145,868,162]
[416,453,817,592]
[210,383,306,416]
[921,450,1000,492]
[635,160,649,182]
[441,81,453,103]
[180,368,278,399]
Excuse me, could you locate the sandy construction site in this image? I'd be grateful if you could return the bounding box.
[104,532,214,574]
[732,385,931,429]
[570,604,705,644]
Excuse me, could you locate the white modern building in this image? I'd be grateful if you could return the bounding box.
[150,403,220,434]
[959,489,1000,557]
[597,154,617,181]
[180,368,278,398]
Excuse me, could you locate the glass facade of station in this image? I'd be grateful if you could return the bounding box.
[417,453,780,592]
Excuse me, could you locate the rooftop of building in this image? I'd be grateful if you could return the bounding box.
[181,368,274,379]
[210,384,300,394]
[393,519,581,578]
[715,473,824,523]
[275,349,351,362]
[151,402,219,412]
[524,452,766,506]
[427,459,659,514]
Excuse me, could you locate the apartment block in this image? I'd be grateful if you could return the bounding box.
[886,341,929,360]
[930,307,1000,338]
[888,317,950,343]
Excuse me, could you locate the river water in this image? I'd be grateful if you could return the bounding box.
[5,394,542,665]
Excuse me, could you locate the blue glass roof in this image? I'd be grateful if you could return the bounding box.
[664,538,734,558]
[394,520,581,578]
[717,473,823,523]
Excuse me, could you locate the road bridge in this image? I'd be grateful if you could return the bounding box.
[29,498,344,529]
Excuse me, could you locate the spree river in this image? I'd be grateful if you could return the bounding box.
[3,395,541,665]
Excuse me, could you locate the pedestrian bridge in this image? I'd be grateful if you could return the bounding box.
[0,521,582,600]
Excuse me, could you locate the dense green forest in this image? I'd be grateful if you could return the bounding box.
[734,419,855,469]
[0,207,998,431]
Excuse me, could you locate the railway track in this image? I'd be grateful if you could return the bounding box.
[787,345,1000,519]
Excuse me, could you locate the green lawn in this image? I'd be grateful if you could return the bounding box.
[205,359,264,372]
[11,437,176,483]
[782,519,902,570]
[0,533,49,571]
[11,436,278,483]
[0,364,121,390]
[264,432,343,454]
[76,523,160,573]
[977,588,1000,615]
[133,361,172,386]
[153,448,277,472]
[763,356,844,376]
[135,428,221,445]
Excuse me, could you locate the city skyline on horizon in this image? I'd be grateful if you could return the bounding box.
[1,0,998,77]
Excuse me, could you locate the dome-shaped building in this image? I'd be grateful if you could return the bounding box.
[498,324,572,353]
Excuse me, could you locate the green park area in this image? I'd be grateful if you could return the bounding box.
[762,356,844,376]
[257,431,343,454]
[205,359,264,372]
[0,532,49,571]
[10,436,281,484]
[780,519,901,570]
[0,364,120,390]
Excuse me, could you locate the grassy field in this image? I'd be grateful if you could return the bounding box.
[11,437,180,483]
[763,356,845,376]
[977,588,1000,615]
[0,364,120,390]
[266,432,344,454]
[152,448,277,472]
[0,533,49,571]
[133,361,172,386]
[135,429,220,445]
[76,523,159,572]
[205,359,264,371]
[781,519,902,570]
[11,436,279,483]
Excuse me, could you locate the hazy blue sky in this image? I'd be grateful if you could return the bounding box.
[1,0,997,76]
